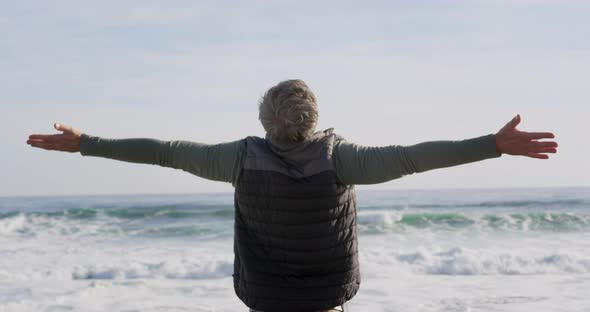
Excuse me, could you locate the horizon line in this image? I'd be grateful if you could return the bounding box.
[1,185,588,199]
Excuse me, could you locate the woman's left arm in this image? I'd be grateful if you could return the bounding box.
[27,123,245,183]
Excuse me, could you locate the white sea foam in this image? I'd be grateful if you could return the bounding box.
[71,259,233,280]
[0,213,27,235]
[0,213,115,238]
[356,209,590,233]
[393,247,590,275]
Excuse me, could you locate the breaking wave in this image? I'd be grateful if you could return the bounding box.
[392,247,590,275]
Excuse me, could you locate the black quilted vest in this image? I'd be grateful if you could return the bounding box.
[233,129,360,312]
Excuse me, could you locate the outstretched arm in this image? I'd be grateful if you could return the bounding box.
[27,123,245,184]
[333,115,558,185]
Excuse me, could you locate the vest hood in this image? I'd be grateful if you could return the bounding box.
[263,128,336,168]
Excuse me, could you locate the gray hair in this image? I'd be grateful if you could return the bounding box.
[258,79,319,144]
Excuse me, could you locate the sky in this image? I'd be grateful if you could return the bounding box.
[1,0,588,196]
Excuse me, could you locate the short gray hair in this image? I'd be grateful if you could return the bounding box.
[258,79,319,144]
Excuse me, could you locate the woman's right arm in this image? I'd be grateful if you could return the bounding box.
[333,134,501,185]
[333,115,557,185]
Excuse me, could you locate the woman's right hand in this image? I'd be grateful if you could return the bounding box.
[27,123,82,153]
[494,115,558,159]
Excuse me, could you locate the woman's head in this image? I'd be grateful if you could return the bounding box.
[258,79,318,144]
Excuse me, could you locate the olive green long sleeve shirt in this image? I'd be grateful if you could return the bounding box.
[79,132,501,186]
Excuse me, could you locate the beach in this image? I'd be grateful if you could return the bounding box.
[1,187,589,311]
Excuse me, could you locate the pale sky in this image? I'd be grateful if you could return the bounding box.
[1,0,588,196]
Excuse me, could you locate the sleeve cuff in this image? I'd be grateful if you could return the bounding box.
[79,133,100,156]
[476,133,502,159]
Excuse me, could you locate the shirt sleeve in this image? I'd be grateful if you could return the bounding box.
[79,133,245,184]
[332,134,501,185]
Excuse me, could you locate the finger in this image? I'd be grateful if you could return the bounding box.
[54,122,74,134]
[533,147,557,153]
[28,134,61,141]
[28,141,57,150]
[529,141,558,148]
[26,139,45,144]
[526,152,549,159]
[27,139,60,146]
[524,132,555,140]
[505,114,521,129]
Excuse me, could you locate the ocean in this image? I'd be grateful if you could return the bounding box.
[1,187,589,312]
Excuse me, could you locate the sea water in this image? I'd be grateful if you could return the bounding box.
[1,187,589,312]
